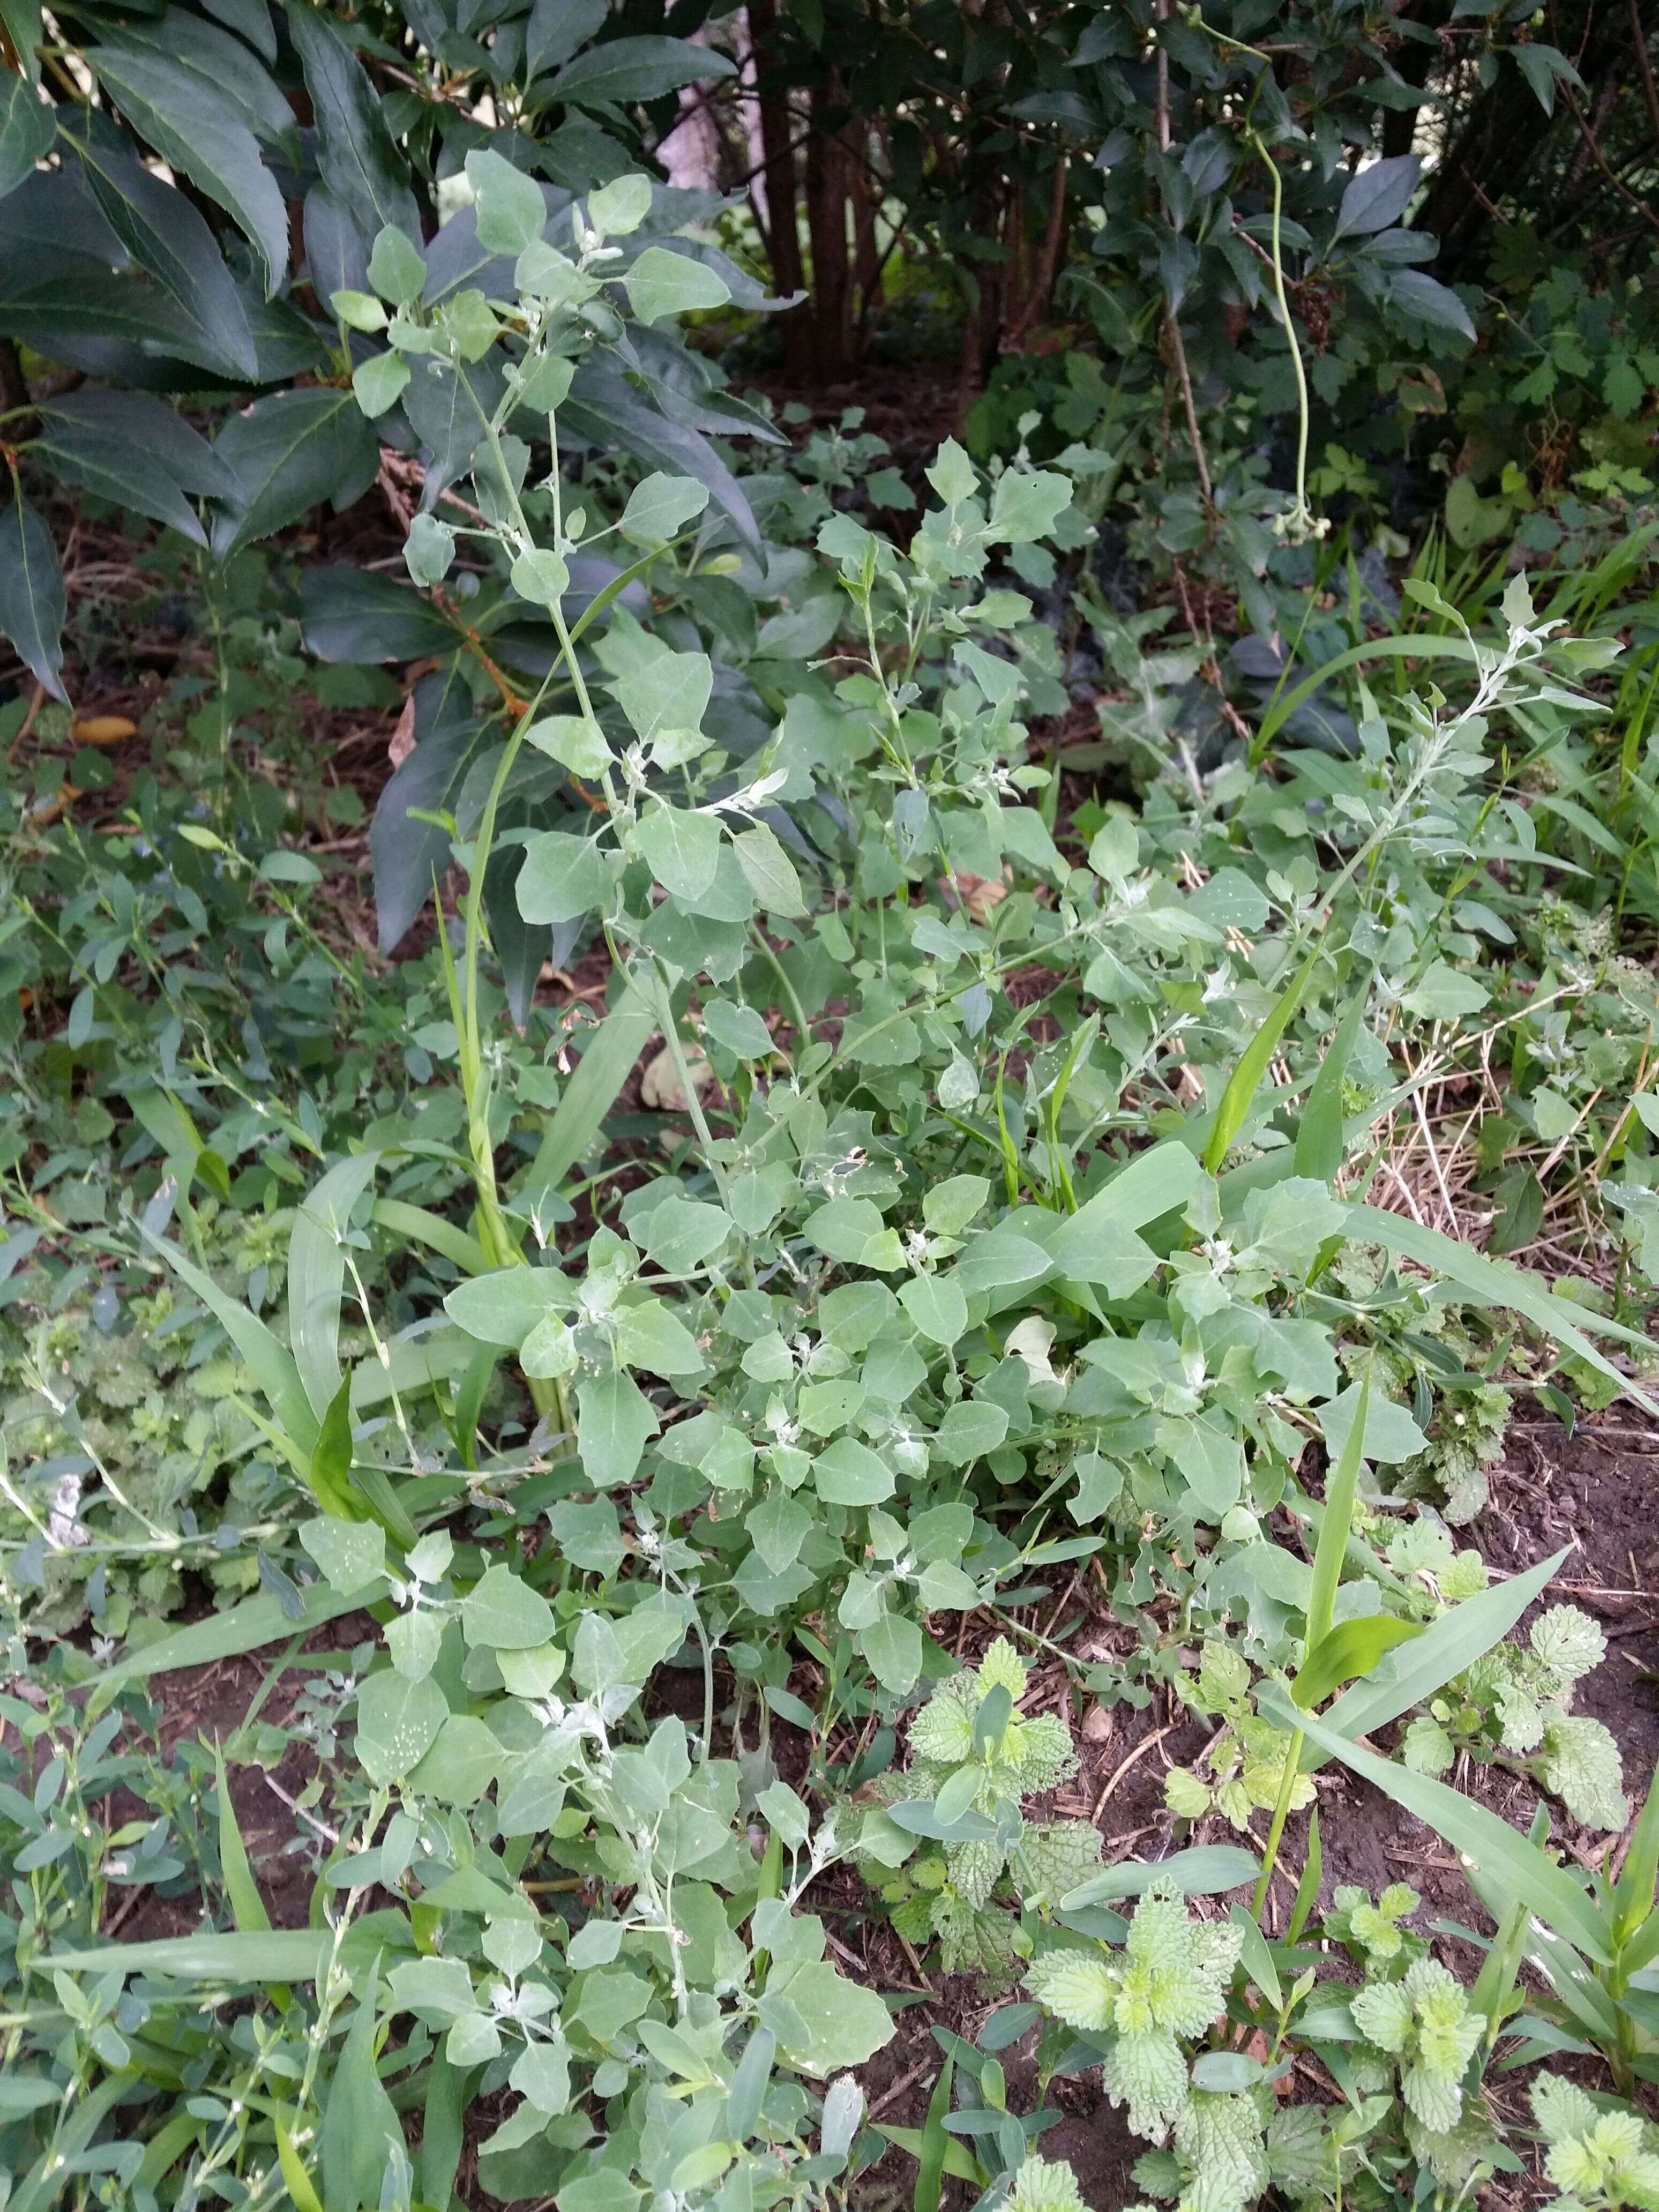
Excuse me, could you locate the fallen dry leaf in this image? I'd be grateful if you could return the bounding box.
[389,694,417,768]
[641,1043,713,1112]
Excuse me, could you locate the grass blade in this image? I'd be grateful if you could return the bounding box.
[211,1742,271,1934]
[913,2053,954,2212]
[141,1223,318,1452]
[371,1198,491,1276]
[1204,945,1319,1174]
[89,1577,384,1711]
[1265,1689,1612,1964]
[1307,1543,1568,1771]
[47,1929,334,1980]
[1613,1758,1659,1945]
[518,982,656,1197]
[288,1153,381,1425]
[213,1740,291,2014]
[1252,633,1479,760]
[276,2126,326,2212]
[1063,1842,1260,1908]
[1293,984,1367,1183]
[1351,1204,1658,1416]
[1305,1362,1370,1654]
[1291,1615,1422,1712]
[876,2125,980,2188]
[1287,1805,1322,1942]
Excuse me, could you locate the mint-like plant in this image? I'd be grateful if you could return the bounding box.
[1127,2089,1271,2212]
[1350,1957,1485,2139]
[1322,1881,1426,1977]
[1026,1886,1244,2145]
[862,1636,1100,1980]
[1008,2151,1090,2212]
[1401,1601,1627,1830]
[1164,1639,1313,1832]
[1533,2073,1659,2211]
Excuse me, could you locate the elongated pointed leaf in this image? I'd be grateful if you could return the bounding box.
[542,33,735,105]
[212,1743,273,1937]
[1205,943,1319,1173]
[1262,1688,1613,1964]
[202,0,276,60]
[1253,636,1479,758]
[1291,1614,1422,1710]
[518,982,656,1195]
[95,12,297,160]
[33,391,237,546]
[370,670,490,952]
[0,492,64,699]
[276,2127,326,2212]
[288,1153,381,1425]
[286,2,419,253]
[914,2052,954,2212]
[2,0,41,81]
[371,1200,491,1276]
[1304,1361,1370,1655]
[48,1929,333,1980]
[0,66,53,198]
[1351,1204,1659,1415]
[875,2125,980,2190]
[1294,985,1367,1183]
[563,370,763,560]
[1308,1543,1568,1770]
[61,114,259,380]
[210,387,379,557]
[1062,1842,1260,1908]
[1612,1759,1659,1946]
[90,1576,384,1711]
[87,45,288,296]
[141,1221,318,1450]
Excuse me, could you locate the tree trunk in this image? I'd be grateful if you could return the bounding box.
[747,0,813,381]
[805,81,853,381]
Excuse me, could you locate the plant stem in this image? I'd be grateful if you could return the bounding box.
[1251,1727,1304,1923]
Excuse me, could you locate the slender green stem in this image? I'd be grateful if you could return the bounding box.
[1251,131,1317,542]
[1251,1726,1304,1923]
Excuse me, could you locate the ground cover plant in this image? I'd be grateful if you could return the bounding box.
[2,2,1659,2209]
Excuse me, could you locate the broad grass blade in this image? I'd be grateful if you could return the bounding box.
[518,982,656,1196]
[1063,1842,1260,1908]
[47,1929,333,1980]
[288,1152,381,1425]
[1305,1363,1370,1654]
[212,1742,271,1934]
[913,2054,954,2212]
[1204,946,1319,1174]
[1293,985,1367,1183]
[1613,1758,1659,1945]
[1308,1543,1568,1771]
[1267,1690,1612,1964]
[1288,1806,1321,1942]
[1253,634,1479,758]
[90,1577,383,1710]
[372,1198,491,1276]
[1352,1204,1659,1416]
[1291,1615,1422,1711]
[141,1223,318,1452]
[276,2126,326,2212]
[1080,1137,1206,1229]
